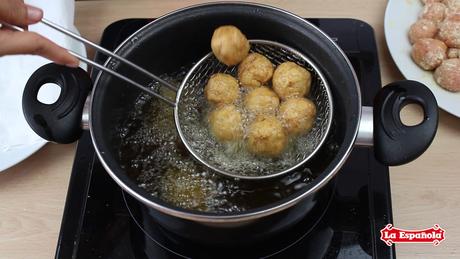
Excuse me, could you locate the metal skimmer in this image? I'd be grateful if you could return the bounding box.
[2,20,333,179]
[176,40,333,179]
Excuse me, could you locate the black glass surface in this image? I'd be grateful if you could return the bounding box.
[55,18,395,259]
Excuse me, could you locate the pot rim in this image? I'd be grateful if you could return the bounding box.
[89,1,362,223]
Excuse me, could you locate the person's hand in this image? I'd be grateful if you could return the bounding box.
[0,0,79,67]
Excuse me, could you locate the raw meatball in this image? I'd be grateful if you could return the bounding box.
[411,38,447,70]
[272,62,312,100]
[408,19,438,44]
[447,11,460,19]
[447,47,460,57]
[420,2,447,23]
[434,58,460,91]
[205,73,239,105]
[438,15,460,48]
[444,0,460,12]
[244,87,280,115]
[421,0,443,4]
[208,105,244,142]
[238,53,274,88]
[444,11,460,21]
[211,25,250,66]
[279,98,317,135]
[246,115,287,157]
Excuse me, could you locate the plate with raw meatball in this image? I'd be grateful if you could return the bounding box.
[385,0,460,117]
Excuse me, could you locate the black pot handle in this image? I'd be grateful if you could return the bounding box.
[373,80,438,166]
[22,63,92,144]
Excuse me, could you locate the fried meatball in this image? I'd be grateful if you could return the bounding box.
[411,38,447,70]
[408,19,438,44]
[211,25,250,66]
[434,58,460,91]
[246,115,287,157]
[205,73,240,105]
[279,98,317,135]
[238,53,274,88]
[447,48,460,58]
[438,15,460,48]
[244,87,280,115]
[208,105,244,142]
[272,62,312,100]
[420,2,447,23]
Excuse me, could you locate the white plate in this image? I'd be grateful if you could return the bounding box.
[0,26,87,172]
[384,0,460,117]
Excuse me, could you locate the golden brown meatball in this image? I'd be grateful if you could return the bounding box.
[447,48,460,58]
[411,38,447,70]
[272,62,312,100]
[408,19,438,44]
[434,58,460,91]
[420,2,447,23]
[238,53,274,88]
[244,87,280,115]
[208,105,244,142]
[211,25,250,66]
[246,115,287,157]
[438,15,460,48]
[279,98,317,135]
[204,73,240,105]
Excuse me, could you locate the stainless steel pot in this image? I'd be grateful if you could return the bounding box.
[21,2,438,245]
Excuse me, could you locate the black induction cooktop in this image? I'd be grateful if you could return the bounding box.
[55,18,395,259]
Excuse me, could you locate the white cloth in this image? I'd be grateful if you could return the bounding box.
[0,0,76,151]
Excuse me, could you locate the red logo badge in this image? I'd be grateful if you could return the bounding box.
[380,224,445,246]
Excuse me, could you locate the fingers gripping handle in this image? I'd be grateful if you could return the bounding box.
[373,80,438,166]
[22,63,92,143]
